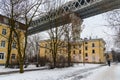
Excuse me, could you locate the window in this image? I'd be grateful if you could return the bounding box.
[73,45,75,48]
[45,44,47,48]
[45,49,47,53]
[79,50,81,54]
[85,42,88,44]
[2,29,6,35]
[0,53,4,59]
[73,50,76,54]
[92,50,95,53]
[92,43,95,47]
[13,33,17,37]
[11,54,16,59]
[15,22,19,28]
[85,46,88,50]
[79,44,81,48]
[104,48,106,51]
[4,18,9,24]
[12,42,16,49]
[85,53,88,57]
[1,41,5,47]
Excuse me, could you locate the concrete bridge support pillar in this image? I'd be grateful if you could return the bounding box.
[69,13,83,42]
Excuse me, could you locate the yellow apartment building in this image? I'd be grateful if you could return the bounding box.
[71,38,106,63]
[0,15,25,65]
[39,38,106,64]
[39,39,67,62]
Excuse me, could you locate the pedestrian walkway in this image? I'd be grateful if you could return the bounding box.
[84,63,120,80]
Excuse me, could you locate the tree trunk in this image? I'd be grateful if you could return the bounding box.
[52,42,57,68]
[53,56,56,68]
[13,29,25,73]
[68,52,71,66]
[23,29,28,64]
[19,59,24,73]
[68,42,71,67]
[5,24,13,68]
[5,52,10,68]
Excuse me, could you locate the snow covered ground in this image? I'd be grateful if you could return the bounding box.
[1,63,119,80]
[0,64,101,80]
[81,63,120,80]
[0,65,47,73]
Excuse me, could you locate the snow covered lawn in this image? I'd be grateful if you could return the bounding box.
[0,65,47,73]
[0,64,101,80]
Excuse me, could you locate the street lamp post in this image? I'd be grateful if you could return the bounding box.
[83,39,87,66]
[83,40,85,65]
[36,42,40,67]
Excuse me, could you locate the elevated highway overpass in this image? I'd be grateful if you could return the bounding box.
[28,0,120,35]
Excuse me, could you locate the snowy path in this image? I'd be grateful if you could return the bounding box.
[58,65,103,80]
[82,63,120,80]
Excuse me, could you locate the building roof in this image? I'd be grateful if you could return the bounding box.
[80,38,106,44]
[0,14,26,30]
[40,38,106,45]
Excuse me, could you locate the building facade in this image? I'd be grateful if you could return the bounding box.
[39,40,67,63]
[0,15,25,65]
[39,38,106,64]
[71,38,106,63]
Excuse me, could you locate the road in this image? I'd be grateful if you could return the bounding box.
[82,63,120,80]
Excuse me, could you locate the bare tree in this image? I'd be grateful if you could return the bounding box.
[0,0,45,73]
[26,35,41,65]
[13,0,45,73]
[47,27,65,68]
[25,41,33,63]
[0,0,25,68]
[43,0,66,68]
[63,24,72,66]
[105,9,120,49]
[64,23,85,66]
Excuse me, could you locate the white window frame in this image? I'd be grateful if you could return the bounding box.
[2,29,6,35]
[1,41,5,47]
[92,43,95,47]
[11,54,16,59]
[12,42,16,49]
[13,33,17,38]
[0,52,5,60]
[4,18,9,24]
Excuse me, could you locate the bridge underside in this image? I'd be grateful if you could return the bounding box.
[28,0,120,35]
[28,13,71,35]
[76,0,120,18]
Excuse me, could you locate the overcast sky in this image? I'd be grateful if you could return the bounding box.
[81,13,115,50]
[81,13,113,39]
